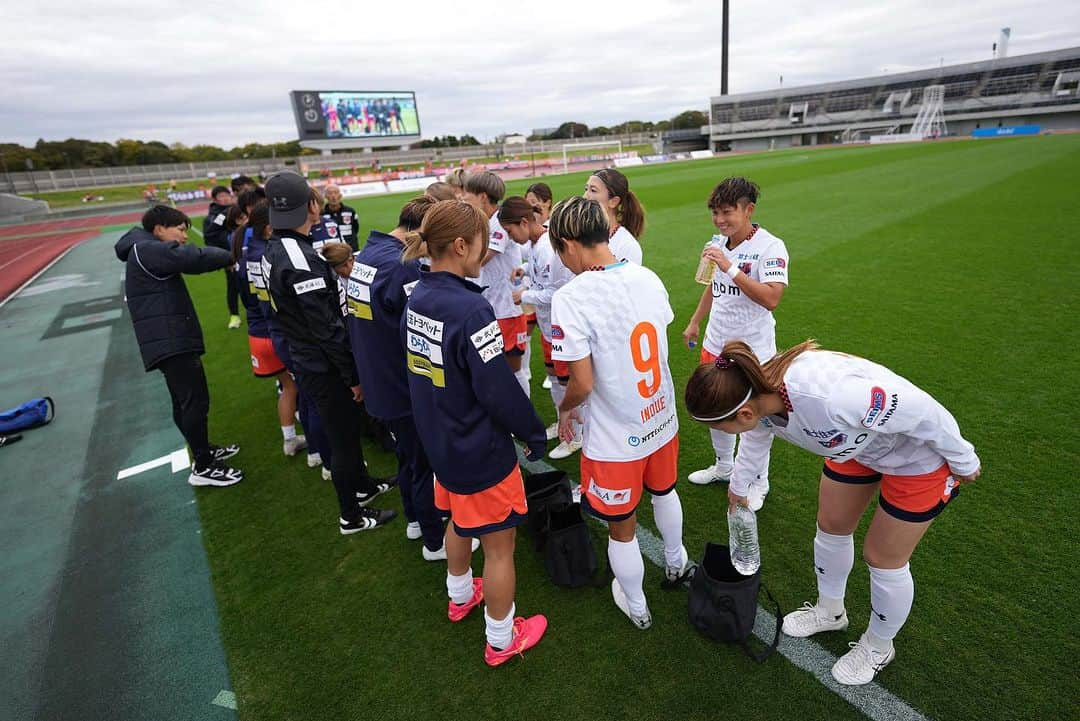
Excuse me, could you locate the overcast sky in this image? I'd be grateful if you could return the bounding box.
[2,1,1077,148]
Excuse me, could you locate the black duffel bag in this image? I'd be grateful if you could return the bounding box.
[524,470,572,552]
[687,542,782,662]
[543,502,601,588]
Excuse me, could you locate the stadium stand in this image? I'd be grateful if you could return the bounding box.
[704,46,1080,151]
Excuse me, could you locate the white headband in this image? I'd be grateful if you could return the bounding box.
[690,387,754,422]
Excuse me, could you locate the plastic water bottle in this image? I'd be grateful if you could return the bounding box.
[728,505,761,575]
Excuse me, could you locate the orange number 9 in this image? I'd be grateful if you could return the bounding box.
[631,322,661,398]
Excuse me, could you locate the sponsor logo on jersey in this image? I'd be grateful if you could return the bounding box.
[861,387,888,428]
[588,481,631,506]
[402,280,419,297]
[876,394,899,426]
[326,223,338,238]
[293,277,327,295]
[408,331,444,364]
[551,324,565,340]
[763,258,786,269]
[351,262,377,284]
[346,279,371,302]
[406,309,444,341]
[627,435,641,447]
[631,412,677,447]
[478,341,502,363]
[738,262,752,275]
[470,320,501,350]
[943,476,957,499]
[492,231,504,240]
[803,427,841,439]
[213,213,226,226]
[819,433,848,449]
[712,282,741,298]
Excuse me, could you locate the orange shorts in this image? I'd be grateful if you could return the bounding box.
[497,316,528,356]
[700,348,719,364]
[248,335,285,377]
[579,436,679,521]
[434,465,528,537]
[823,458,960,522]
[541,336,570,379]
[524,312,537,328]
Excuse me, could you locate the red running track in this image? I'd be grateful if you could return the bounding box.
[0,202,206,304]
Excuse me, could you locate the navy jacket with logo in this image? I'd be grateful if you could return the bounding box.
[403,270,546,494]
[344,230,420,420]
[263,229,357,386]
[202,201,231,250]
[322,203,359,251]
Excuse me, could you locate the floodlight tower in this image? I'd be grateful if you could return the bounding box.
[721,0,729,95]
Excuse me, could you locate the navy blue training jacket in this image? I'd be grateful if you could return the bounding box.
[345,230,420,420]
[403,270,546,494]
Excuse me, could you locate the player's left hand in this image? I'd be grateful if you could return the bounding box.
[951,466,981,484]
[510,267,526,283]
[702,246,730,270]
[512,287,524,304]
[558,408,582,444]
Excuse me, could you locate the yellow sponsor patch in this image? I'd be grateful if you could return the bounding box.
[348,299,373,319]
[406,352,446,387]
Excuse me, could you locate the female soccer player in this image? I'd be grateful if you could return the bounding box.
[685,340,981,685]
[584,168,645,265]
[402,199,548,666]
[549,197,692,630]
[500,197,576,446]
[232,202,306,457]
[525,182,553,224]
[463,171,529,394]
[683,177,788,510]
[444,168,468,199]
[321,198,449,559]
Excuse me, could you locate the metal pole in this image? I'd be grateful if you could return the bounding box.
[721,0,729,95]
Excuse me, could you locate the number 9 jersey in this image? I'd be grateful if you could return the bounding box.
[550,261,678,462]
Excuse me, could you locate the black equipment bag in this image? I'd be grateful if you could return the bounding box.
[687,542,782,662]
[542,502,601,588]
[524,470,572,552]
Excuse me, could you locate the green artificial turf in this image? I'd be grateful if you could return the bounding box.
[183,135,1080,721]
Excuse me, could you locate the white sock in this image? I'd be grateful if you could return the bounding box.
[549,378,564,417]
[608,536,647,616]
[521,341,532,381]
[709,428,736,477]
[446,568,474,605]
[281,425,297,441]
[867,563,913,645]
[514,368,530,397]
[814,525,854,609]
[484,603,515,650]
[650,489,686,570]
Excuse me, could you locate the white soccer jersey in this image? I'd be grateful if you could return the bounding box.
[520,232,573,339]
[609,225,643,265]
[757,351,980,484]
[550,261,678,461]
[702,225,788,359]
[479,213,523,320]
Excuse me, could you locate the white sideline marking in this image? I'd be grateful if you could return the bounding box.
[518,449,930,721]
[212,690,237,710]
[117,448,189,479]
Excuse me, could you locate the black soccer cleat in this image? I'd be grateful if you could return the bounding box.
[339,507,398,534]
[189,461,244,487]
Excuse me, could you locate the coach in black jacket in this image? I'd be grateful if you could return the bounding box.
[322,184,359,251]
[115,205,243,487]
[263,171,395,534]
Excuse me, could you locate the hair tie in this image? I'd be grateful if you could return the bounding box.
[714,356,736,370]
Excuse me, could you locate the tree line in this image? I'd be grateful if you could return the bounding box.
[1,110,707,172]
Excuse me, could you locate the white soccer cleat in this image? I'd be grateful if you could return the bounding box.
[545,423,559,441]
[782,601,849,638]
[542,376,553,390]
[611,578,652,630]
[664,545,696,586]
[283,435,308,457]
[321,467,332,481]
[227,315,242,329]
[831,633,896,685]
[746,479,770,511]
[405,522,422,540]
[549,439,582,460]
[688,462,730,485]
[306,452,322,468]
[422,537,479,561]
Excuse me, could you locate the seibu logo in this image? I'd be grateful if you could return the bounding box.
[551,324,565,340]
[861,387,888,428]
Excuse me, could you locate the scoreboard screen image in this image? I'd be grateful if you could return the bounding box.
[291,91,420,140]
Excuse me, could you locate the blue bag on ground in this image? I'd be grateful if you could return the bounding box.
[0,397,55,434]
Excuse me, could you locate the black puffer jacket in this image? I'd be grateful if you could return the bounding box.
[202,202,232,250]
[115,228,232,371]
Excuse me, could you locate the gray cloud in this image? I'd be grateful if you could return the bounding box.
[2,0,1077,147]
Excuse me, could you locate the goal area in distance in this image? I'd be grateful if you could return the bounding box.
[562,140,622,174]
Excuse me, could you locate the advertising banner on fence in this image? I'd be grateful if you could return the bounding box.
[971,125,1041,138]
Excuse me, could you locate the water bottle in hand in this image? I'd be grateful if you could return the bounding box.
[728,504,761,575]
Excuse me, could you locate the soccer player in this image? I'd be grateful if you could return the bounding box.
[402,199,548,666]
[685,340,981,685]
[584,168,645,265]
[233,202,306,457]
[262,171,396,535]
[682,178,788,510]
[548,197,692,629]
[463,171,529,394]
[321,197,449,559]
[425,181,456,201]
[525,182,553,224]
[444,168,468,199]
[202,185,242,329]
[115,205,243,487]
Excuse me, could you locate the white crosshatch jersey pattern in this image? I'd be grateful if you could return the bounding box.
[550,262,678,462]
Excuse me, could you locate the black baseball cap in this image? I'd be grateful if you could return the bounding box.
[266,171,312,229]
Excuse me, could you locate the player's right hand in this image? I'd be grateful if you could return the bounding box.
[682,323,699,349]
